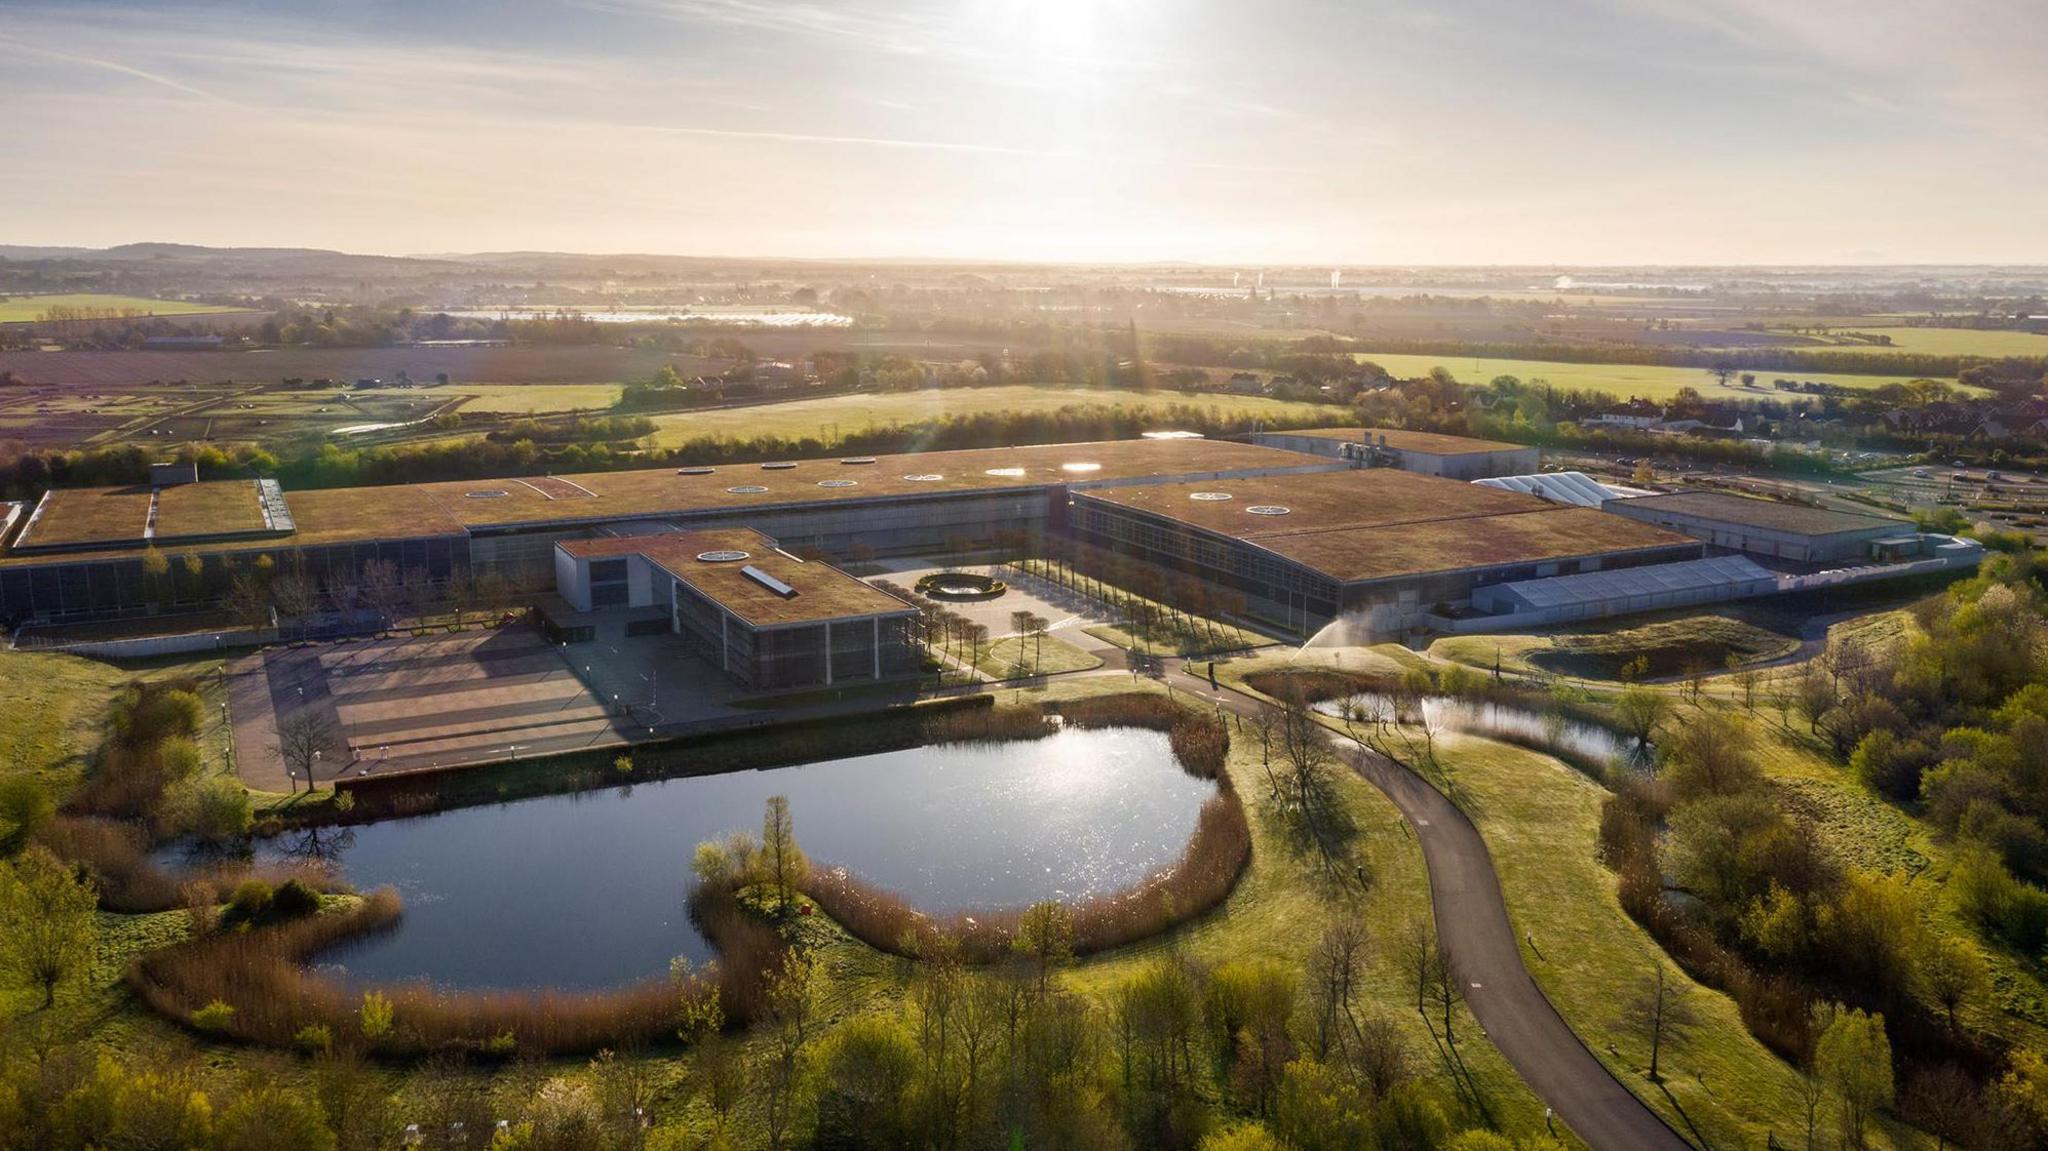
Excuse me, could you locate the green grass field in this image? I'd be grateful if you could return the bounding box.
[972,634,1102,680]
[640,385,1343,448]
[0,293,244,323]
[1799,327,2048,360]
[1353,352,1940,401]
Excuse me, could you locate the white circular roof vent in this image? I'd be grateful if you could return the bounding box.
[676,466,715,476]
[903,473,944,482]
[985,467,1027,477]
[726,484,769,494]
[839,456,877,465]
[1061,462,1102,473]
[696,549,751,563]
[818,479,858,488]
[1190,491,1233,502]
[465,490,508,499]
[1246,505,1291,516]
[761,461,798,470]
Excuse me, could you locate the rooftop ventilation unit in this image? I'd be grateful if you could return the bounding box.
[985,467,1027,477]
[817,479,858,488]
[762,462,798,470]
[1246,505,1291,516]
[726,485,769,494]
[465,490,509,499]
[903,473,944,482]
[697,549,750,563]
[677,466,715,476]
[839,457,877,465]
[1190,491,1233,501]
[741,564,798,598]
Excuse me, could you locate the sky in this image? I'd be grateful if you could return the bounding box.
[1,0,2044,265]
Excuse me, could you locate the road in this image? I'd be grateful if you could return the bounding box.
[1160,659,1693,1151]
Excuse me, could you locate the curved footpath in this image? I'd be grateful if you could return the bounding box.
[1162,660,1691,1151]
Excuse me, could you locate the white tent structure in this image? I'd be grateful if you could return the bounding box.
[1471,471,1645,507]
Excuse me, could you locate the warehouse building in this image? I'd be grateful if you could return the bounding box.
[1067,468,1702,635]
[0,439,1334,623]
[1249,427,1540,480]
[1603,490,1917,565]
[1468,554,1783,625]
[553,529,920,691]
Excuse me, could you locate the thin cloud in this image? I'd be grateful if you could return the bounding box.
[0,36,238,105]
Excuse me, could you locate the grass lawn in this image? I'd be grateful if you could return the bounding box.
[0,293,246,323]
[638,385,1343,448]
[1353,352,1945,401]
[1434,733,1945,1150]
[0,649,236,805]
[971,633,1102,680]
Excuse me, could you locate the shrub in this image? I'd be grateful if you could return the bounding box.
[0,777,55,839]
[129,887,781,1058]
[192,1000,236,1032]
[269,878,323,920]
[294,1023,333,1054]
[189,776,254,842]
[158,736,204,781]
[226,879,273,924]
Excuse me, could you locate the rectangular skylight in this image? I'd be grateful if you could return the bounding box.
[741,564,798,598]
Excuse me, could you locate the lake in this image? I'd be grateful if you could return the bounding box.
[187,728,1212,990]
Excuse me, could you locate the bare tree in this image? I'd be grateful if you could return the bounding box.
[359,558,404,627]
[275,711,339,795]
[1621,964,1697,1082]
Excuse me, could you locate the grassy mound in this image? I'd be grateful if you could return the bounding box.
[1530,614,1798,679]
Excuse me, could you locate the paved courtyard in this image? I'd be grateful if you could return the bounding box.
[228,626,628,787]
[228,620,761,788]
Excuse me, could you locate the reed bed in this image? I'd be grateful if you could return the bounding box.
[34,815,343,913]
[804,695,1248,963]
[129,885,782,1058]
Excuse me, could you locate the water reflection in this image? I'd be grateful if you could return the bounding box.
[1314,692,1634,771]
[188,729,1211,991]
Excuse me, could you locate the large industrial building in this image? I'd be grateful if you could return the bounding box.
[0,427,1980,649]
[1604,490,1924,564]
[1067,468,1703,633]
[0,438,1329,623]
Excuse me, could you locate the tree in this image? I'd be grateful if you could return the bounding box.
[0,844,99,1007]
[760,795,808,917]
[1013,900,1075,995]
[275,711,339,795]
[1919,933,1988,1031]
[1613,685,1669,757]
[1009,609,1035,672]
[1904,1064,1979,1151]
[1816,1006,1894,1150]
[1621,964,1698,1082]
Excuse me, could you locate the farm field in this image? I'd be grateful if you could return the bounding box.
[0,344,716,389]
[1803,326,2048,359]
[637,384,1343,447]
[0,292,245,323]
[1353,351,1942,401]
